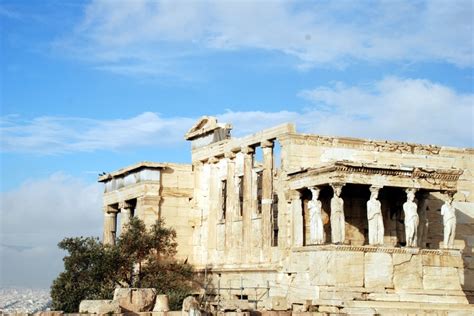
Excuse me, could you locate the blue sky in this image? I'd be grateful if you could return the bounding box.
[1,0,473,288]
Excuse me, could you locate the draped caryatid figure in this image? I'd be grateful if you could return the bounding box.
[403,189,419,247]
[367,186,384,246]
[441,193,456,249]
[330,184,345,244]
[308,187,324,245]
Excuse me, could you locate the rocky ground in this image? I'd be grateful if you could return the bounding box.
[0,288,52,314]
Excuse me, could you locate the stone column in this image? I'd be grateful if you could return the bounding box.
[242,146,254,262]
[261,140,274,250]
[120,201,133,234]
[103,208,117,245]
[225,152,237,221]
[224,152,237,261]
[289,190,304,247]
[330,184,345,244]
[207,157,220,253]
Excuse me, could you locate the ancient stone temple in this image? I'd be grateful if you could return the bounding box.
[99,116,473,314]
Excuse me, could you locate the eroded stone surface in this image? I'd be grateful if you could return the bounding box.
[423,266,462,290]
[365,252,393,288]
[113,288,157,312]
[393,254,423,289]
[79,300,121,314]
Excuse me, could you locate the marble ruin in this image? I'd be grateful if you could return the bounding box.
[99,116,474,313]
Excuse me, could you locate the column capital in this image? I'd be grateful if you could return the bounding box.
[208,157,219,164]
[405,188,418,194]
[119,201,133,210]
[369,185,383,193]
[230,146,241,154]
[104,205,119,213]
[241,146,255,155]
[194,160,205,167]
[441,190,455,202]
[224,151,236,159]
[286,189,302,201]
[330,183,345,190]
[261,140,274,148]
[309,186,321,194]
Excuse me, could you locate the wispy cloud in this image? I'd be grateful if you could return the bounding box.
[297,77,474,146]
[55,0,473,76]
[1,113,194,154]
[1,77,472,155]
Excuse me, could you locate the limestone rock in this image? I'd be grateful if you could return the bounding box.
[393,253,422,289]
[307,250,364,287]
[218,299,251,311]
[33,312,64,316]
[422,253,463,268]
[364,252,393,288]
[423,266,462,290]
[182,296,200,312]
[262,296,288,311]
[79,300,121,314]
[329,251,364,287]
[113,288,157,312]
[153,294,170,312]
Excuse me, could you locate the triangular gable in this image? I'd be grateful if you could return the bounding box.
[185,116,231,140]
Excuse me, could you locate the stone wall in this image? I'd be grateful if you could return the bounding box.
[202,246,471,307]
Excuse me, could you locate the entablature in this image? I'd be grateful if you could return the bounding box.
[192,123,295,162]
[288,161,463,191]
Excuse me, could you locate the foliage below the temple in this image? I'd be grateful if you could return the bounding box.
[50,218,195,312]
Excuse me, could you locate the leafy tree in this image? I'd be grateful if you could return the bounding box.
[50,237,120,312]
[141,260,194,310]
[50,218,195,312]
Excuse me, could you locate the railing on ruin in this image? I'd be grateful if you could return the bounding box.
[200,276,270,311]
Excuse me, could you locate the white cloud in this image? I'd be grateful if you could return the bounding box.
[0,173,102,287]
[297,77,474,147]
[1,112,194,154]
[55,0,473,75]
[1,78,472,155]
[218,77,473,147]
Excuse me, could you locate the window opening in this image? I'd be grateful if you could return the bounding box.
[221,180,227,221]
[256,171,263,214]
[271,193,279,247]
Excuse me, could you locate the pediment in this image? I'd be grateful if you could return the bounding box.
[185,116,231,140]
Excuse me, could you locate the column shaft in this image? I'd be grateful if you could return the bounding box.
[120,207,132,234]
[242,147,254,262]
[261,141,274,249]
[290,191,303,247]
[103,212,117,245]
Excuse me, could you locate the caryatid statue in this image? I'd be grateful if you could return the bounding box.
[441,193,456,249]
[330,184,345,244]
[308,187,324,245]
[367,186,384,246]
[403,189,419,247]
